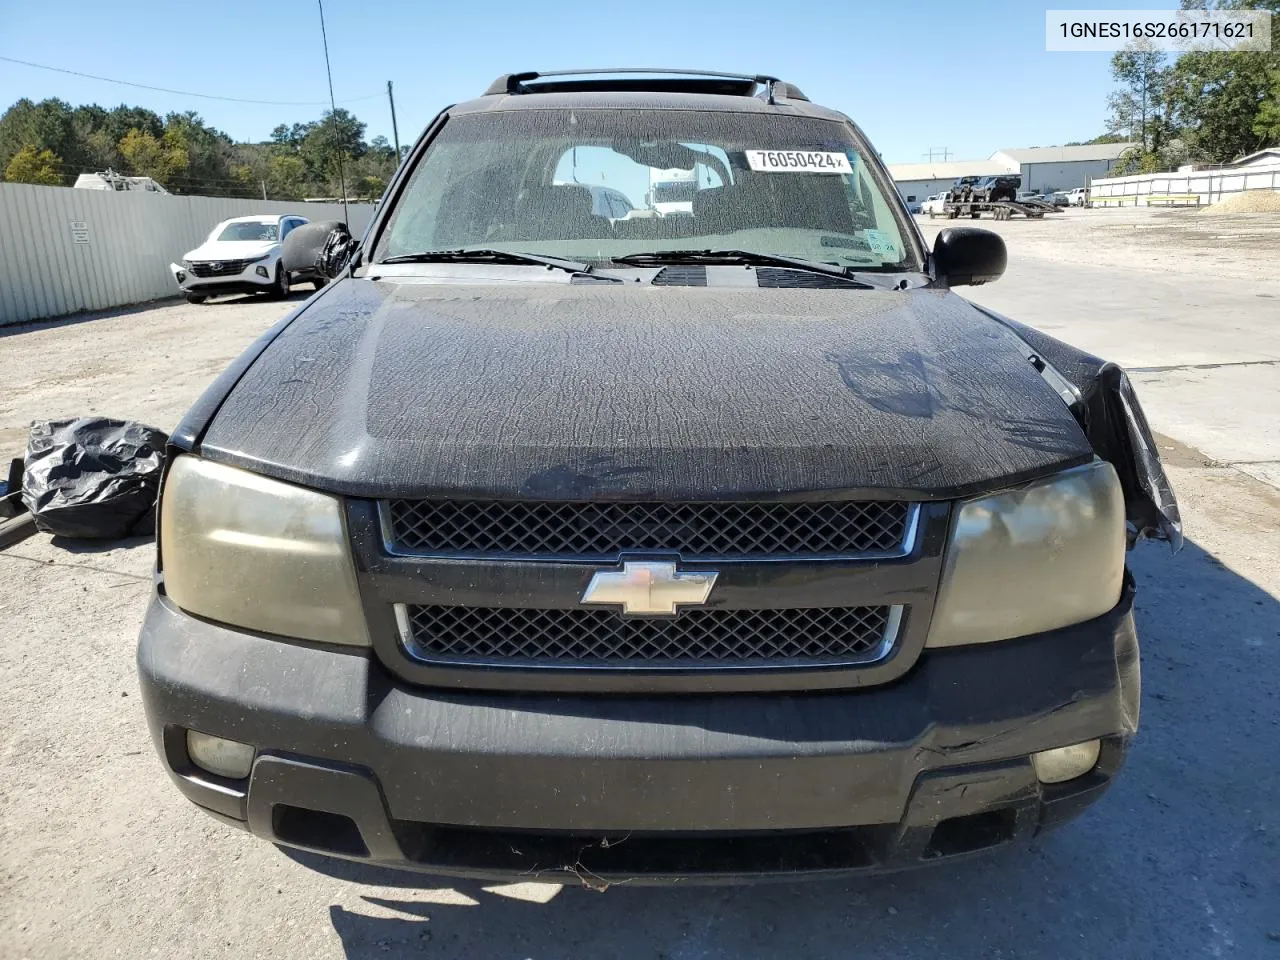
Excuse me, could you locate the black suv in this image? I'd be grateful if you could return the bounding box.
[972,175,1023,203]
[138,69,1179,884]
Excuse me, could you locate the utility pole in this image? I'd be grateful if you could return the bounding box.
[387,80,402,162]
[261,180,267,201]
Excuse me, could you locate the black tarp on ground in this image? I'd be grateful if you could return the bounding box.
[22,418,167,539]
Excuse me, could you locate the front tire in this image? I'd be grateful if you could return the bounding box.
[313,276,328,290]
[271,264,291,300]
[185,293,206,304]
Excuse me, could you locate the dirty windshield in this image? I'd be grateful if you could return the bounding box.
[375,110,917,270]
[216,221,279,241]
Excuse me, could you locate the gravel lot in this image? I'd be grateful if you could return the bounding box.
[2,207,1278,959]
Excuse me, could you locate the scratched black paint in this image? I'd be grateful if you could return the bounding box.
[196,279,1094,501]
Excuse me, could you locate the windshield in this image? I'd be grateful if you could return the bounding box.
[216,221,279,242]
[374,110,917,270]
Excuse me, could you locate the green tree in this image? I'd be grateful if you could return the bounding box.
[1162,0,1280,161]
[1255,67,1280,142]
[1107,44,1170,152]
[354,174,386,199]
[268,153,308,199]
[4,144,63,184]
[1167,50,1275,159]
[299,108,367,193]
[118,127,189,184]
[163,111,235,188]
[0,98,77,171]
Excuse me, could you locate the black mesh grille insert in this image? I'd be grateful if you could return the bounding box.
[403,605,894,667]
[386,500,912,559]
[189,258,254,277]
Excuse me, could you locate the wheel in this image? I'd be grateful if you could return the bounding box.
[271,263,291,299]
[185,293,206,304]
[970,211,980,218]
[928,210,936,219]
[313,276,328,290]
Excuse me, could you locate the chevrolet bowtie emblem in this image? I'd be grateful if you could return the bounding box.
[580,561,718,616]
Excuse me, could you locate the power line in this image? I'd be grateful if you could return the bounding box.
[0,55,384,107]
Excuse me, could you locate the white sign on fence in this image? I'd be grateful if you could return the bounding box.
[69,220,89,244]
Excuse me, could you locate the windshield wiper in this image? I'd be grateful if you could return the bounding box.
[379,248,592,274]
[611,249,872,285]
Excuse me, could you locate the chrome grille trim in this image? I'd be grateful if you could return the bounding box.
[394,603,903,671]
[379,500,921,562]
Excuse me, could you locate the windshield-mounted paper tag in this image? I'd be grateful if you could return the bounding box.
[864,229,899,258]
[746,150,853,174]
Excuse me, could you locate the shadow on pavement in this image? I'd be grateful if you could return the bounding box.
[48,533,154,554]
[284,536,1278,959]
[0,298,182,339]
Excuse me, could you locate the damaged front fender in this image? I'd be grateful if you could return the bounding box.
[976,306,1183,550]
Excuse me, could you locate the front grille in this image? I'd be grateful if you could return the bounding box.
[401,604,897,667]
[190,258,253,277]
[385,500,913,560]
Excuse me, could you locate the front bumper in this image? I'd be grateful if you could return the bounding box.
[170,261,273,295]
[138,582,1139,884]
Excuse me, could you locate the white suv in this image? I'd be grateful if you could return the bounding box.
[1067,187,1089,207]
[171,215,320,304]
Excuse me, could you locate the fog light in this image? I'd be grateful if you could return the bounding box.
[1031,739,1101,784]
[176,270,187,282]
[186,730,255,779]
[255,265,269,278]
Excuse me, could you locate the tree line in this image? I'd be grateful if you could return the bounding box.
[1104,0,1279,173]
[0,98,400,200]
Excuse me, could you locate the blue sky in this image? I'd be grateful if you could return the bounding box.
[0,0,1176,163]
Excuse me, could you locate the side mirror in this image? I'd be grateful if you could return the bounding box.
[282,220,356,280]
[932,227,1007,287]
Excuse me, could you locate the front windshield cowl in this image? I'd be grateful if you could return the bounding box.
[372,109,919,273]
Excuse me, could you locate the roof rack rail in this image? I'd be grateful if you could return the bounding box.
[482,69,808,103]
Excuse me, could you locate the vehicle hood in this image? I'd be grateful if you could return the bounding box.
[198,279,1093,500]
[183,239,278,261]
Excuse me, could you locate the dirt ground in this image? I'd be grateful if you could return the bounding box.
[1,208,1278,959]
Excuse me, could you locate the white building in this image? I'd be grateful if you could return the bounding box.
[889,142,1137,201]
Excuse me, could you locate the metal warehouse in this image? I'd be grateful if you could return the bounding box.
[891,142,1136,202]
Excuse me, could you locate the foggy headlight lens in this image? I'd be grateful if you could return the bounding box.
[926,460,1125,647]
[160,455,369,646]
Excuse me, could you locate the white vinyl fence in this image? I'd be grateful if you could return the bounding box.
[1089,165,1280,206]
[0,183,374,326]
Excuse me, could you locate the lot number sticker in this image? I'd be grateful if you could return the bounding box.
[746,150,852,174]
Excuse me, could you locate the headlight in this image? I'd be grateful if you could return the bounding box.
[246,254,270,264]
[926,460,1125,647]
[159,455,368,646]
[181,259,192,269]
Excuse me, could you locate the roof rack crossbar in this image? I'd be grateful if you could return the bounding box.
[483,68,806,101]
